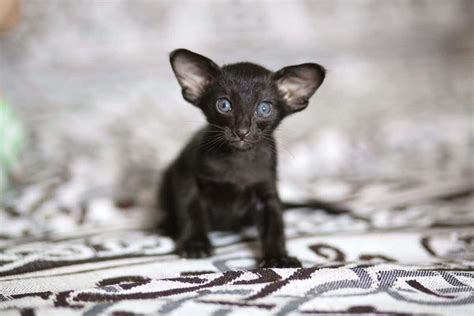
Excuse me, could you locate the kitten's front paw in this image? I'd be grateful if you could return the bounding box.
[259,256,302,268]
[178,238,213,259]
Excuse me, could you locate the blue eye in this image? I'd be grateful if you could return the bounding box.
[216,98,232,113]
[256,102,272,117]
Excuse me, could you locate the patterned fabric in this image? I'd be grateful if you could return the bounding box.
[1,177,473,315]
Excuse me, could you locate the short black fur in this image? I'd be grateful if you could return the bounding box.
[159,49,326,268]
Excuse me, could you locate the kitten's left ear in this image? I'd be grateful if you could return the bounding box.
[170,49,220,105]
[273,63,325,113]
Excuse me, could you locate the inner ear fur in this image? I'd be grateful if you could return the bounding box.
[170,49,220,104]
[273,63,325,112]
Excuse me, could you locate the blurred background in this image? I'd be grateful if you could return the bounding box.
[0,0,472,236]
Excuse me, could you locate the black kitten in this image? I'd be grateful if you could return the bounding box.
[159,49,325,268]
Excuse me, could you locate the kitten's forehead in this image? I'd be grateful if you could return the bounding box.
[219,62,274,101]
[222,62,271,77]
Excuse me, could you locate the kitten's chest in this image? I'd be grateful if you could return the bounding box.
[198,179,255,229]
[197,150,274,185]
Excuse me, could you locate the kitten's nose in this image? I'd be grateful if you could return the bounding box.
[235,127,250,140]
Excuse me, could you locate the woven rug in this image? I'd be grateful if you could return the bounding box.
[1,177,473,315]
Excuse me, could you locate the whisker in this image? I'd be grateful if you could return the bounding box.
[212,137,228,153]
[205,136,227,154]
[192,134,221,150]
[200,134,225,152]
[206,123,226,131]
[199,137,222,151]
[260,134,295,159]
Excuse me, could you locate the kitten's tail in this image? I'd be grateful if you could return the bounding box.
[282,199,369,222]
[282,199,349,214]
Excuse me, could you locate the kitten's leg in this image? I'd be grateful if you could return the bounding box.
[255,182,301,268]
[175,182,213,258]
[178,200,213,258]
[160,165,213,258]
[158,167,180,238]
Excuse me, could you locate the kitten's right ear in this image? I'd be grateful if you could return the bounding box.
[170,49,220,104]
[273,63,325,113]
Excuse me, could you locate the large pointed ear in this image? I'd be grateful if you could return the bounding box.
[170,49,220,104]
[273,63,325,113]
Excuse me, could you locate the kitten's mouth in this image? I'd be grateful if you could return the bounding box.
[230,139,253,150]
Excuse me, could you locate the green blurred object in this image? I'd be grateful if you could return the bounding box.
[0,98,25,191]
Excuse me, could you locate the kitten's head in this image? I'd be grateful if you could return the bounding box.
[170,49,325,150]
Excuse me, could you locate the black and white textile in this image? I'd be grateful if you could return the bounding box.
[1,178,473,315]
